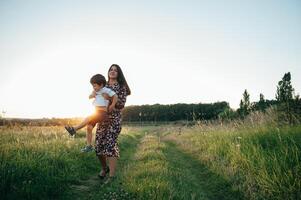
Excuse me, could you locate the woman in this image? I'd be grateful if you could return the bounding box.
[95,64,131,182]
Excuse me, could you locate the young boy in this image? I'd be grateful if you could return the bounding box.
[65,74,117,152]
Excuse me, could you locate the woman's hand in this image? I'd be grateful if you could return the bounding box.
[108,105,115,112]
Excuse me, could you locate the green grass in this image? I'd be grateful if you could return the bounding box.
[0,126,97,199]
[0,126,144,199]
[118,134,242,200]
[72,126,243,200]
[165,125,301,200]
[1,123,300,199]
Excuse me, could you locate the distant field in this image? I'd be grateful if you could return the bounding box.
[0,120,300,199]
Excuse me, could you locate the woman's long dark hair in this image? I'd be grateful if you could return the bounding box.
[108,64,131,95]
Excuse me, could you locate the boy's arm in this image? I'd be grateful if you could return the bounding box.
[89,91,96,99]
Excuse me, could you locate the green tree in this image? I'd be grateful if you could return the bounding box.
[238,89,251,117]
[258,93,267,111]
[122,102,230,122]
[276,72,295,124]
[276,72,294,102]
[250,93,278,112]
[259,93,264,102]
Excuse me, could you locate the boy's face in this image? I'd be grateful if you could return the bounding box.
[92,83,102,91]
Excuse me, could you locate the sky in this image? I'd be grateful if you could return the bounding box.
[0,0,300,118]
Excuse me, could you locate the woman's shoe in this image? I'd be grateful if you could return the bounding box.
[98,172,106,180]
[105,166,110,174]
[98,166,110,179]
[104,176,116,185]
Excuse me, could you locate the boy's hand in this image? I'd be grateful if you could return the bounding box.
[89,91,96,99]
[102,93,111,100]
[108,105,115,112]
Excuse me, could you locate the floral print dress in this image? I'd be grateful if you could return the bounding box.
[95,83,128,157]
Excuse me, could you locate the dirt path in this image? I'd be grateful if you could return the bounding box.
[66,130,243,200]
[65,131,145,200]
[69,174,101,200]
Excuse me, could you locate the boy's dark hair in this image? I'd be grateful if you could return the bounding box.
[90,74,106,86]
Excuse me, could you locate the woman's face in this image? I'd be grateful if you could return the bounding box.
[109,66,118,79]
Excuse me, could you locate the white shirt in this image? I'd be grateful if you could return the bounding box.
[93,87,116,107]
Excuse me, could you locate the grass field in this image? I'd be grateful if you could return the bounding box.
[0,118,300,199]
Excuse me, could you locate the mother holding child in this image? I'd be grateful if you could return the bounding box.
[65,64,131,182]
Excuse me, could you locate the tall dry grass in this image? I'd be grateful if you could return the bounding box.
[164,108,301,200]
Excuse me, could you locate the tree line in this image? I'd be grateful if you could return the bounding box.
[122,102,230,122]
[122,72,301,123]
[234,72,301,124]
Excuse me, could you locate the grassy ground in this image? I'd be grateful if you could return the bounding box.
[0,126,98,199]
[164,124,301,200]
[0,122,300,199]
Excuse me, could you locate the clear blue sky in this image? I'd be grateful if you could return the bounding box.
[0,0,300,118]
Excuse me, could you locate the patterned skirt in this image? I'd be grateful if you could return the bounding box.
[95,111,122,157]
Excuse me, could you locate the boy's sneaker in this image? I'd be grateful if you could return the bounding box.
[81,145,94,153]
[65,126,76,136]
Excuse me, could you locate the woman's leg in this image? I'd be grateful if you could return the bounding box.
[108,157,117,177]
[98,155,107,176]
